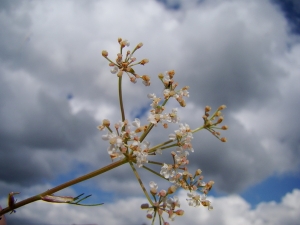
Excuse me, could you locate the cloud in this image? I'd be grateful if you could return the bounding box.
[0,0,300,223]
[3,189,300,225]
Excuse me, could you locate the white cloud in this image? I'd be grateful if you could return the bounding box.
[1,0,300,223]
[3,189,300,225]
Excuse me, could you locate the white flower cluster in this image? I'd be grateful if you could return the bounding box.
[147,93,180,125]
[145,182,183,222]
[186,192,213,210]
[101,119,151,167]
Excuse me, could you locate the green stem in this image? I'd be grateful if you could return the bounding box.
[139,123,154,142]
[148,140,173,153]
[192,125,205,133]
[118,76,126,123]
[160,143,178,150]
[129,162,154,205]
[142,165,167,181]
[0,158,128,216]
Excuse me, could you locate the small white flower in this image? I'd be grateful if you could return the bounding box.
[160,163,176,179]
[169,133,176,140]
[147,114,157,124]
[147,93,156,99]
[110,66,118,74]
[156,148,162,154]
[149,181,158,190]
[123,39,130,47]
[142,80,150,86]
[132,118,141,128]
[186,192,201,207]
[167,196,180,209]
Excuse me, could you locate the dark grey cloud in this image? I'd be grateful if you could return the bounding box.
[0,0,300,224]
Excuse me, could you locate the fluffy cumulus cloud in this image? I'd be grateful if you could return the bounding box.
[0,0,300,224]
[2,189,300,225]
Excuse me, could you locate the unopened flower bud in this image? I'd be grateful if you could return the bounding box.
[102,119,110,127]
[167,185,177,194]
[140,59,149,65]
[218,105,226,110]
[217,116,224,124]
[201,200,211,207]
[141,203,149,209]
[102,50,108,57]
[137,42,143,49]
[118,37,122,43]
[158,189,166,197]
[205,106,211,112]
[195,169,202,176]
[146,214,153,219]
[178,99,186,107]
[222,125,228,130]
[141,75,150,82]
[117,70,123,77]
[175,209,184,216]
[220,137,227,142]
[158,73,164,79]
[150,188,157,195]
[167,70,175,78]
[205,181,214,191]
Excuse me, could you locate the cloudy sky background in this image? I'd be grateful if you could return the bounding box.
[0,0,300,224]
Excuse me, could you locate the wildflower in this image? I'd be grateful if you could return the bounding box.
[110,66,118,74]
[186,192,213,210]
[160,164,176,180]
[132,118,141,128]
[166,196,180,209]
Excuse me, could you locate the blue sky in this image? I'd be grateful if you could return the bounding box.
[0,0,300,224]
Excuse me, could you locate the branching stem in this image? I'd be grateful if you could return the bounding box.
[0,158,128,216]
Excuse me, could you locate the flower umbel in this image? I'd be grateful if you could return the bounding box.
[0,38,228,225]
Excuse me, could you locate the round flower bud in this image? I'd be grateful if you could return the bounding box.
[102,119,110,127]
[141,203,149,209]
[102,50,108,57]
[140,59,149,65]
[175,209,184,216]
[205,106,211,112]
[167,185,177,194]
[137,42,143,48]
[218,105,226,110]
[146,214,153,219]
[222,125,228,130]
[220,137,227,142]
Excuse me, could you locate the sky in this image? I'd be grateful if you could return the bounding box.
[0,0,300,224]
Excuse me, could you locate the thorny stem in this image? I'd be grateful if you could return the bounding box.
[0,158,128,217]
[129,162,154,206]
